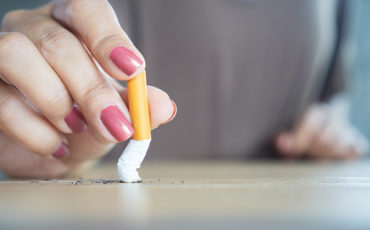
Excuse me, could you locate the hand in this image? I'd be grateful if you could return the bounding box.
[275,102,368,160]
[0,0,176,178]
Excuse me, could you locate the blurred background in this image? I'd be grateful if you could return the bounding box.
[1,0,370,161]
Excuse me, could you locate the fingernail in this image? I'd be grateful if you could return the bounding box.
[52,142,69,159]
[64,106,87,133]
[101,105,134,142]
[162,100,177,125]
[109,46,143,76]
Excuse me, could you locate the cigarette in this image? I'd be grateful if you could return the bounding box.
[117,71,151,183]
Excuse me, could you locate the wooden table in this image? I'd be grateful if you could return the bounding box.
[1,160,370,229]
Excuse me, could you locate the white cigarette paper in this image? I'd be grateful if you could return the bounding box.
[117,139,152,183]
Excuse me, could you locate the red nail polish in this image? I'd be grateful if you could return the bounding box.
[109,46,143,76]
[64,106,87,133]
[101,105,134,142]
[52,143,69,159]
[162,100,177,125]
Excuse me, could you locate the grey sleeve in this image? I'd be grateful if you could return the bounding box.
[320,0,351,101]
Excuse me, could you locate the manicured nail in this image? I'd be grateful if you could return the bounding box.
[162,100,177,125]
[64,106,87,133]
[101,105,134,142]
[109,46,143,76]
[52,143,69,159]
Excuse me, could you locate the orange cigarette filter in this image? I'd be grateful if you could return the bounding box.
[127,71,151,140]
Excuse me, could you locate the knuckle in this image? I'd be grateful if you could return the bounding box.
[81,79,111,105]
[0,32,29,54]
[35,27,74,54]
[42,89,71,117]
[2,9,28,30]
[68,0,106,13]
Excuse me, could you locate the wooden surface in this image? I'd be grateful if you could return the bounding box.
[1,160,370,229]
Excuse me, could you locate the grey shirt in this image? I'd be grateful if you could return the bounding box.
[0,0,347,159]
[109,0,345,159]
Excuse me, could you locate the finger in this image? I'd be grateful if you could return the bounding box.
[341,125,369,157]
[275,132,296,158]
[58,85,177,167]
[309,121,369,160]
[119,85,177,130]
[0,80,68,158]
[58,84,177,168]
[0,133,70,178]
[293,105,329,154]
[277,105,329,157]
[52,0,145,80]
[307,119,356,160]
[5,11,134,142]
[307,122,338,159]
[0,32,75,134]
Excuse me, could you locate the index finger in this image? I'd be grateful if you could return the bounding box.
[52,0,145,80]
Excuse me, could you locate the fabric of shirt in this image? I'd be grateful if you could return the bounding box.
[109,0,344,159]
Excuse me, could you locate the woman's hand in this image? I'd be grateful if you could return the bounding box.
[276,100,368,160]
[0,0,176,178]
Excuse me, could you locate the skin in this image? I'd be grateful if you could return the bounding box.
[0,0,176,178]
[276,103,368,160]
[0,0,365,178]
